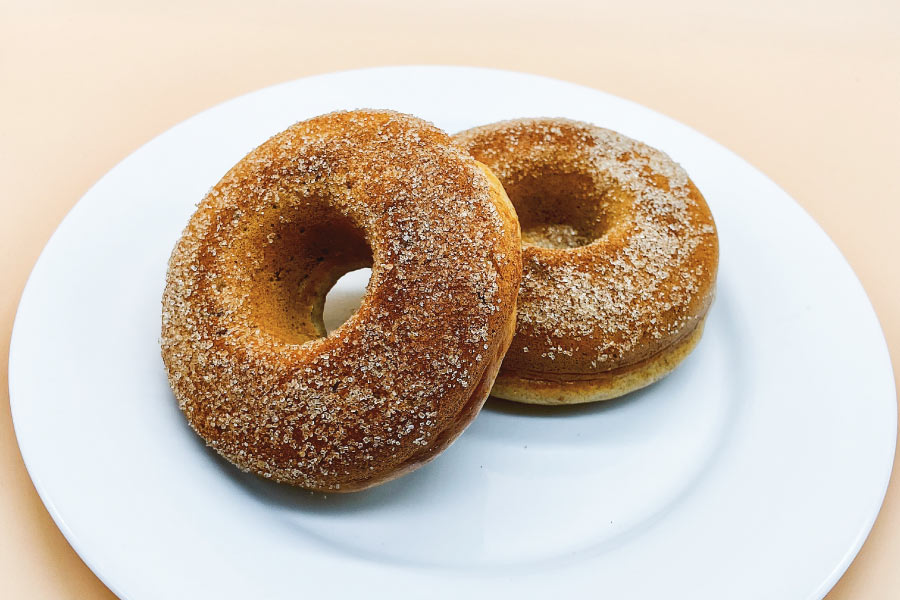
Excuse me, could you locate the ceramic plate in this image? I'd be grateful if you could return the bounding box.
[9,67,896,599]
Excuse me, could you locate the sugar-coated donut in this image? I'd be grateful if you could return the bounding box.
[454,118,718,404]
[161,110,522,491]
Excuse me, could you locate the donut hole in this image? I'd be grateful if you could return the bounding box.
[322,267,373,334]
[503,170,610,249]
[242,206,373,345]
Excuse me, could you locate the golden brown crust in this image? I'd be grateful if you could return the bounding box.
[161,110,522,491]
[454,118,718,404]
[491,316,706,405]
[338,293,517,490]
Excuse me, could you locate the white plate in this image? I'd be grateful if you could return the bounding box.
[9,67,896,600]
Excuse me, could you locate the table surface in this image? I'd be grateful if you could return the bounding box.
[1,1,898,597]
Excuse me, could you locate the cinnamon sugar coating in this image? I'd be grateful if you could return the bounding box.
[454,118,718,403]
[161,110,522,490]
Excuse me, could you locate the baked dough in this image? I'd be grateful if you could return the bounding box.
[162,110,522,490]
[455,118,718,404]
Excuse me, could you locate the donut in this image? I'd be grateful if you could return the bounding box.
[161,110,522,491]
[454,118,718,404]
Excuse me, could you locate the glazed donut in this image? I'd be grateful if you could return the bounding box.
[454,118,718,404]
[161,110,522,491]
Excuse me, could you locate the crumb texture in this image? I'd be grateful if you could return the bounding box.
[455,118,718,376]
[161,110,521,491]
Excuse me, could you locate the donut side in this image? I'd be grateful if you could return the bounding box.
[491,315,707,404]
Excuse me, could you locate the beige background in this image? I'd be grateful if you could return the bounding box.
[1,0,898,597]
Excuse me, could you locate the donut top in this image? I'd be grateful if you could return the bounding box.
[161,110,520,488]
[455,118,718,375]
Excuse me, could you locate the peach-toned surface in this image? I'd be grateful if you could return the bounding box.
[1,1,897,597]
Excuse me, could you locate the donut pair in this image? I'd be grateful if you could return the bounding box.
[161,110,718,492]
